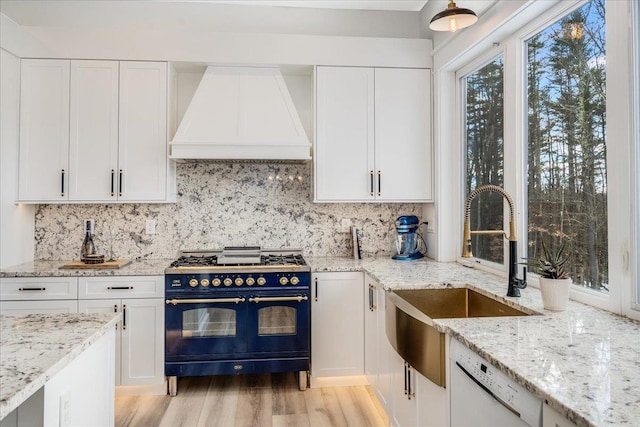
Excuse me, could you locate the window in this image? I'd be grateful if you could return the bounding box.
[525,0,608,293]
[463,55,505,265]
[633,0,640,310]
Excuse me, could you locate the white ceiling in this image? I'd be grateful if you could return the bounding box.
[206,1,430,12]
[0,0,494,39]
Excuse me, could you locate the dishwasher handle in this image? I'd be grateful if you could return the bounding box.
[454,361,520,418]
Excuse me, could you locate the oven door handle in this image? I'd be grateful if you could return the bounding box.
[249,296,309,303]
[165,297,246,305]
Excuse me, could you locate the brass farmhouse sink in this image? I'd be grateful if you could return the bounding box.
[386,288,535,388]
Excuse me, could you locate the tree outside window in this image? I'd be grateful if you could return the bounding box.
[526,0,608,292]
[464,56,505,265]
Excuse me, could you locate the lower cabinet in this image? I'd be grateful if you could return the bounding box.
[78,276,164,388]
[311,272,364,380]
[364,274,393,413]
[0,277,78,314]
[364,274,448,427]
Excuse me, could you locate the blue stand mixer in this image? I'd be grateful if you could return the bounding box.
[392,215,425,261]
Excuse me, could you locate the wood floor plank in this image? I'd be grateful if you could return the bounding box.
[196,375,241,427]
[115,373,390,427]
[272,372,307,416]
[159,376,211,427]
[272,414,311,427]
[234,374,273,427]
[335,386,386,427]
[115,394,170,427]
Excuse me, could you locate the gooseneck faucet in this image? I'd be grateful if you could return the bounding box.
[462,184,527,297]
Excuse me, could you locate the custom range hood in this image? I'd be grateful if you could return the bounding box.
[171,66,311,160]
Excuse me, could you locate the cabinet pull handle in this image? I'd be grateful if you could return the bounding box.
[368,284,374,311]
[369,171,374,196]
[61,169,66,197]
[404,362,408,395]
[111,169,115,196]
[107,286,133,290]
[407,364,415,399]
[314,277,318,302]
[114,304,119,330]
[377,171,381,196]
[122,304,127,329]
[118,169,123,197]
[19,287,46,291]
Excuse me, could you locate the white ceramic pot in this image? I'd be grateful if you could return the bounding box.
[539,277,572,311]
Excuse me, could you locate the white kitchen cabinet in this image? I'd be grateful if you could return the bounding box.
[391,352,418,427]
[68,60,119,201]
[314,66,432,202]
[364,274,393,413]
[390,354,448,427]
[18,59,70,201]
[311,272,364,379]
[17,59,174,203]
[118,61,170,201]
[0,277,78,315]
[78,276,164,388]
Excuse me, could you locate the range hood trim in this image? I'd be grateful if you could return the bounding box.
[171,66,311,161]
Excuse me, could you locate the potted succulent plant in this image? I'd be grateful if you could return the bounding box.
[530,239,572,311]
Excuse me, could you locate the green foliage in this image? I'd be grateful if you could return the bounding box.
[533,240,571,280]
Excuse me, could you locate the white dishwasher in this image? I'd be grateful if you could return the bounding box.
[450,339,542,427]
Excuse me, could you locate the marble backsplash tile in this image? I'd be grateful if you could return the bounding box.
[34,161,423,260]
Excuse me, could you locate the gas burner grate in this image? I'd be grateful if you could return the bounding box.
[170,255,217,268]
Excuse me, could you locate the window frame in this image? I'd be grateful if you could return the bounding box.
[630,0,640,317]
[456,47,508,275]
[450,0,635,315]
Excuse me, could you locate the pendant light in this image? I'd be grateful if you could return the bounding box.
[429,0,478,33]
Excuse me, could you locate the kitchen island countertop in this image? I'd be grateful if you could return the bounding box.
[0,312,121,420]
[307,256,640,427]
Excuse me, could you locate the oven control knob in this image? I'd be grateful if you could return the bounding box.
[257,277,266,286]
[211,278,221,287]
[246,277,255,286]
[279,277,289,286]
[290,276,300,285]
[200,279,210,287]
[189,279,198,288]
[223,278,232,287]
[235,278,244,287]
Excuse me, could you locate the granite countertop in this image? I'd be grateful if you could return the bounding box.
[0,312,121,420]
[307,256,640,427]
[0,259,171,277]
[2,257,639,426]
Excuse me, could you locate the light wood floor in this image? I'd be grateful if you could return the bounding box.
[115,373,389,427]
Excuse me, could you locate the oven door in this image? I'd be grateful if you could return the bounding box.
[246,291,310,354]
[165,295,247,358]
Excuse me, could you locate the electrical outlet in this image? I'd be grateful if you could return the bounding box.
[83,219,94,233]
[145,219,156,235]
[340,218,351,233]
[59,388,71,427]
[425,219,435,233]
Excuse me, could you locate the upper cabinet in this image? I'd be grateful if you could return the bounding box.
[18,59,175,203]
[18,59,71,201]
[314,66,432,203]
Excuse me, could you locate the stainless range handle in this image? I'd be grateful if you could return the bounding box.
[165,297,246,305]
[249,296,308,303]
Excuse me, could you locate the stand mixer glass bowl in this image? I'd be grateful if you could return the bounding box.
[392,215,424,260]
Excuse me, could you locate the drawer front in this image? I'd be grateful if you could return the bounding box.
[0,299,78,314]
[0,277,78,300]
[79,276,163,299]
